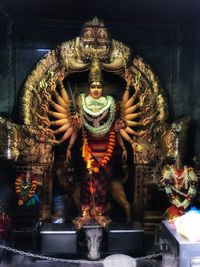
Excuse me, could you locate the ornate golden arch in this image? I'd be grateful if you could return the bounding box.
[19,18,168,164]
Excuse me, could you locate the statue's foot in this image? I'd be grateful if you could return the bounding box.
[96,214,111,228]
[72,211,91,229]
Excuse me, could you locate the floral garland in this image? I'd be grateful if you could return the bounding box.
[165,182,197,210]
[15,174,37,206]
[82,128,116,173]
[81,94,112,116]
[161,165,198,210]
[170,166,189,189]
[82,97,115,138]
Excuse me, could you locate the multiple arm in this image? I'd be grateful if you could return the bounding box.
[46,67,149,162]
[46,68,81,147]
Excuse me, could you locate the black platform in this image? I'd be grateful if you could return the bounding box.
[40,223,77,255]
[108,222,144,253]
[40,222,144,256]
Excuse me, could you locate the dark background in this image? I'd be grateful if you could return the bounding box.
[0,0,200,157]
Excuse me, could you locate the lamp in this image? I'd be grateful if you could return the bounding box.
[0,7,16,161]
[2,121,16,160]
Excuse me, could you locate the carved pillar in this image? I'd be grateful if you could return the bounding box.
[41,168,53,221]
[133,164,144,221]
[133,164,164,232]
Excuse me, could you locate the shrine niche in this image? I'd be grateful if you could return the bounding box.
[0,17,190,232]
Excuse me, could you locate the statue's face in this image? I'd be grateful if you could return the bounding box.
[80,27,111,61]
[25,172,31,182]
[81,28,95,46]
[175,154,183,170]
[81,27,109,47]
[89,82,103,99]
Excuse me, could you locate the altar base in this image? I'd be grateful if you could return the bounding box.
[161,220,200,267]
[40,222,144,256]
[40,223,77,255]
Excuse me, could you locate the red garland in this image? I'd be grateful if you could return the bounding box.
[82,129,116,173]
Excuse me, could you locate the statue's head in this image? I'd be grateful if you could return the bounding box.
[25,170,31,182]
[89,81,103,99]
[162,117,191,161]
[86,51,105,98]
[80,17,111,61]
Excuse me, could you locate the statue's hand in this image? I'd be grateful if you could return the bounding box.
[65,149,71,164]
[43,128,55,137]
[71,113,82,130]
[43,117,51,126]
[122,149,128,161]
[57,67,65,84]
[124,69,132,87]
[49,80,56,91]
[114,119,126,132]
[142,117,151,126]
[58,67,65,80]
[139,93,147,106]
[48,139,61,145]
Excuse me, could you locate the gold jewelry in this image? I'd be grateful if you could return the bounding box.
[88,53,104,84]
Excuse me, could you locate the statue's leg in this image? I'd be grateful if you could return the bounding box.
[72,179,91,229]
[109,180,132,222]
[92,171,112,227]
[72,183,81,212]
[72,209,91,229]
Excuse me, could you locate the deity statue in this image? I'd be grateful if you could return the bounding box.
[15,171,41,207]
[46,53,143,228]
[161,129,198,221]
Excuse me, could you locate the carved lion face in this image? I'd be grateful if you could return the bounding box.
[80,27,111,62]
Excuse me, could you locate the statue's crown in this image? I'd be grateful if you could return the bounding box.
[83,17,106,28]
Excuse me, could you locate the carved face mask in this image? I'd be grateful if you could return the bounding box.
[80,27,111,61]
[81,28,95,46]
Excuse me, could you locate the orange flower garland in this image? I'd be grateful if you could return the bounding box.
[15,174,37,206]
[82,129,116,173]
[101,129,115,167]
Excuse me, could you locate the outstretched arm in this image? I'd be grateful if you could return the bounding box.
[66,131,78,164]
[116,132,128,161]
[57,67,70,103]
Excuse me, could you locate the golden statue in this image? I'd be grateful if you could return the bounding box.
[45,56,142,228]
[0,17,169,224]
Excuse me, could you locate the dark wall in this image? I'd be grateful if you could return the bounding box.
[0,17,199,157]
[192,16,200,157]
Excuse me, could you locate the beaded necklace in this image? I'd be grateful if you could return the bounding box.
[81,95,115,137]
[83,109,109,128]
[81,93,113,116]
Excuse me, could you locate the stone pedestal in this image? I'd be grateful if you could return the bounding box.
[40,223,77,255]
[108,222,144,254]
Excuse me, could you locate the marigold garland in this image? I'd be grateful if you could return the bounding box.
[82,129,115,173]
[15,174,37,206]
